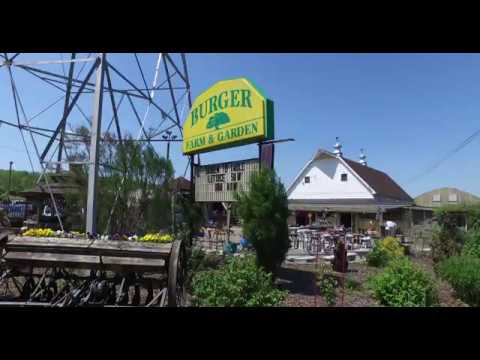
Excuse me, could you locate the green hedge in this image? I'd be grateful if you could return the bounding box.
[437,255,480,306]
[462,229,480,258]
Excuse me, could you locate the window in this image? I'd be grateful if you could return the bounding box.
[341,173,348,182]
[214,183,223,192]
[448,193,458,202]
[227,183,238,191]
[433,194,441,202]
[304,176,310,183]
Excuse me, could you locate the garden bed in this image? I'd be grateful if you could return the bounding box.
[277,256,468,307]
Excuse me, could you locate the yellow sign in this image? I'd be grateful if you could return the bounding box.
[182,78,274,154]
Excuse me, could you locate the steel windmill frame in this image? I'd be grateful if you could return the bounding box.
[0,53,192,235]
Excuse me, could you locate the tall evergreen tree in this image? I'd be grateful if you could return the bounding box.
[236,168,290,275]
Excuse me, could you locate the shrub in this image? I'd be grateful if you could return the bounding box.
[466,205,480,231]
[185,247,224,291]
[367,236,404,267]
[315,262,341,306]
[345,277,362,291]
[462,229,480,258]
[318,276,338,306]
[235,168,290,275]
[187,247,223,274]
[431,208,467,263]
[437,255,480,306]
[191,254,287,307]
[431,224,465,263]
[369,257,438,307]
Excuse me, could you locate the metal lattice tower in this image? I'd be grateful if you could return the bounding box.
[0,53,192,234]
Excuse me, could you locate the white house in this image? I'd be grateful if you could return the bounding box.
[287,140,431,234]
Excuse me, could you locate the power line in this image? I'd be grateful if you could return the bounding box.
[408,128,480,183]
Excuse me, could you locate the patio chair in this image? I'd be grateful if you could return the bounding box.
[297,230,309,251]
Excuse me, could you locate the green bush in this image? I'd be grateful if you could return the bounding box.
[345,277,362,291]
[318,276,338,306]
[189,247,223,272]
[367,236,405,267]
[186,247,224,290]
[466,205,480,231]
[462,229,480,258]
[437,255,480,306]
[191,254,287,307]
[431,225,465,264]
[235,169,290,275]
[431,207,467,263]
[369,257,438,307]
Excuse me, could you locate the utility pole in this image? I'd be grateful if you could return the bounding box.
[7,161,13,202]
[163,130,177,235]
[162,130,177,161]
[86,54,106,236]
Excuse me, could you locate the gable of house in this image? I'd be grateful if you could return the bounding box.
[287,149,413,205]
[287,156,374,200]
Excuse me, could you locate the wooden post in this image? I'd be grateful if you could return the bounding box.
[189,155,195,247]
[379,211,384,236]
[377,208,384,236]
[222,202,232,243]
[171,192,175,236]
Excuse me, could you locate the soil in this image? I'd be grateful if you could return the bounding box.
[277,255,468,307]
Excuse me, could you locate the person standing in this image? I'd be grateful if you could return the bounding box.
[385,220,397,237]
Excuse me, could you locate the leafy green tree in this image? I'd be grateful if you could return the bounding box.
[65,127,174,235]
[431,207,466,263]
[235,168,290,275]
[0,169,37,199]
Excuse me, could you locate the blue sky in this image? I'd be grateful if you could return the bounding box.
[1,53,479,198]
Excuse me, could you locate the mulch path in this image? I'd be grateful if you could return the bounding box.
[276,264,318,307]
[276,261,383,307]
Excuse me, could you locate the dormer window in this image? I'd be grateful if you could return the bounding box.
[341,173,348,182]
[304,176,310,184]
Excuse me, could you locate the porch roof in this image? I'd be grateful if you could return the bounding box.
[288,198,411,213]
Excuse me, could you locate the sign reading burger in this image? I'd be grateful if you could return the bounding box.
[182,78,274,155]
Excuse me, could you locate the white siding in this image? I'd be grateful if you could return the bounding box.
[194,159,259,202]
[288,158,374,200]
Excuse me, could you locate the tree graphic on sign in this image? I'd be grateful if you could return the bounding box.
[207,112,230,130]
